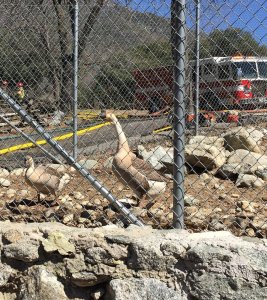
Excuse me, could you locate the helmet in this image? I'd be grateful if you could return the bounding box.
[17,82,24,87]
[2,80,8,86]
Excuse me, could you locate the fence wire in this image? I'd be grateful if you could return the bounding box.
[0,0,266,239]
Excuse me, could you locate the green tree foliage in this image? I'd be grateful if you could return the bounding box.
[200,28,267,58]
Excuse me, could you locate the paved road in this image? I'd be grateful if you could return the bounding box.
[0,117,170,169]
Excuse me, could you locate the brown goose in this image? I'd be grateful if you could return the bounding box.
[106,113,167,208]
[25,156,70,202]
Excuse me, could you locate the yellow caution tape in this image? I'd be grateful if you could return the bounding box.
[0,122,111,155]
[153,125,172,134]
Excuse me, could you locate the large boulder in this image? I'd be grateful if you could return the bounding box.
[188,135,224,148]
[216,163,252,180]
[137,145,172,172]
[227,149,267,170]
[235,174,264,188]
[223,127,262,153]
[185,143,226,170]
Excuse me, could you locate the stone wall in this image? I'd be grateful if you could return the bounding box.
[0,221,266,300]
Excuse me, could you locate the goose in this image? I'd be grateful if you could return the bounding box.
[25,156,70,202]
[106,113,167,208]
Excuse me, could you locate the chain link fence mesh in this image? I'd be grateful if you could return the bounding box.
[0,0,266,238]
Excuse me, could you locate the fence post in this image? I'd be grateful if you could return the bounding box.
[172,0,186,229]
[194,0,200,135]
[73,0,79,160]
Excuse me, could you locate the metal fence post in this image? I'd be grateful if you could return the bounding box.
[73,0,79,160]
[194,0,200,135]
[172,0,186,229]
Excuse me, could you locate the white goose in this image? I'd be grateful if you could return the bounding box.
[106,113,167,208]
[25,156,70,202]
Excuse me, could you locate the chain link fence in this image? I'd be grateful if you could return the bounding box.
[0,0,266,239]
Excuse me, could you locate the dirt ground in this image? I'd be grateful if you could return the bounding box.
[0,125,266,239]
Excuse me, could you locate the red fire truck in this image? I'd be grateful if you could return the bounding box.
[133,56,267,112]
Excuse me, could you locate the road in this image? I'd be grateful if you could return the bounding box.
[0,117,170,169]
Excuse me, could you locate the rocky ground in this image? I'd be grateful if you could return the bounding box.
[0,124,266,238]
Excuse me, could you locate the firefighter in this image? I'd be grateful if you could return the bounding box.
[2,80,10,93]
[16,82,25,103]
[16,81,34,110]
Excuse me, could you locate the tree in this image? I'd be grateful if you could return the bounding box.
[43,0,105,110]
[200,28,267,58]
[3,0,105,111]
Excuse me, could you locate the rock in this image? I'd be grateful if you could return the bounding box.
[218,194,227,200]
[185,232,267,300]
[3,229,23,244]
[237,201,256,213]
[58,195,73,204]
[255,166,267,181]
[185,206,198,215]
[50,110,65,126]
[188,135,224,148]
[46,164,76,174]
[0,168,9,177]
[236,174,264,188]
[5,189,17,199]
[18,189,30,198]
[78,159,98,170]
[90,287,105,300]
[224,127,262,153]
[10,168,26,177]
[216,163,250,180]
[0,178,11,187]
[246,127,264,144]
[137,145,166,171]
[42,231,75,255]
[3,238,40,262]
[199,173,210,182]
[107,278,185,300]
[118,198,138,208]
[231,193,240,199]
[0,263,14,287]
[19,266,68,300]
[208,219,227,231]
[184,195,199,207]
[104,157,114,169]
[227,149,267,170]
[74,203,83,210]
[185,143,226,170]
[62,214,74,224]
[246,228,256,237]
[71,191,85,200]
[65,256,102,287]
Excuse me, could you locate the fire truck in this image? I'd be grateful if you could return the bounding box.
[133,56,267,112]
